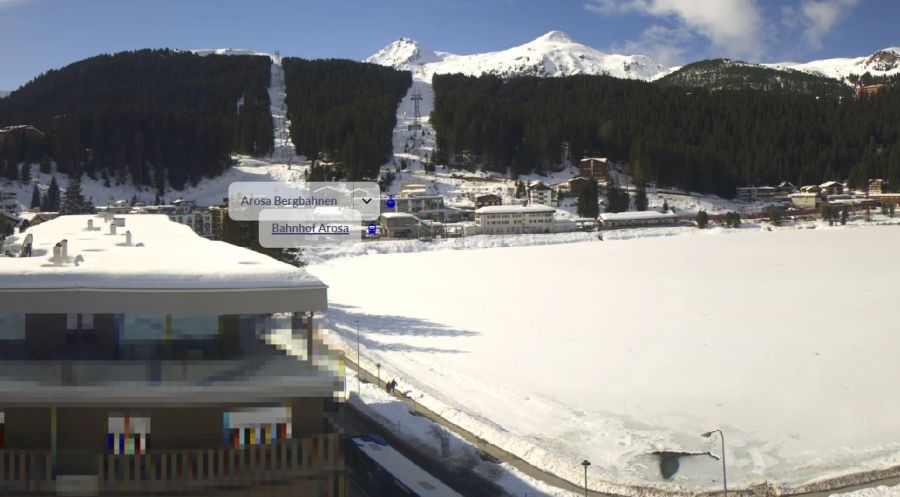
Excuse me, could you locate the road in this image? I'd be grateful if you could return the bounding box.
[342,355,900,497]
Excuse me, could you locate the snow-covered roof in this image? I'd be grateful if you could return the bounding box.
[474,205,555,214]
[819,181,843,188]
[0,214,326,314]
[789,193,819,198]
[351,436,463,497]
[599,211,677,221]
[379,212,418,219]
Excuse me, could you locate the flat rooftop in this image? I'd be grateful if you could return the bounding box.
[0,214,327,314]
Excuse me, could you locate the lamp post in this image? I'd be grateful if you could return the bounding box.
[376,363,381,389]
[355,320,360,396]
[580,460,591,497]
[702,430,727,497]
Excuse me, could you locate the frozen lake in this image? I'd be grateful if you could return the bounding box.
[309,226,900,493]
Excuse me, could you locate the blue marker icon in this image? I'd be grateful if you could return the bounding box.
[367,223,377,236]
[386,194,396,209]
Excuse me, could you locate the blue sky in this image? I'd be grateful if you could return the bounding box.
[0,0,897,90]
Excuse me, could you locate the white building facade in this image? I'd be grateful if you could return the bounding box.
[474,205,555,235]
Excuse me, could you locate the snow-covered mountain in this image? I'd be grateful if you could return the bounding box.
[366,31,671,82]
[767,47,900,81]
[0,91,9,99]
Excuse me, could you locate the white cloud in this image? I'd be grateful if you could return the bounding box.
[609,24,692,66]
[798,0,860,49]
[585,0,765,60]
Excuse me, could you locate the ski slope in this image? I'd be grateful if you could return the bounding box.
[309,225,900,495]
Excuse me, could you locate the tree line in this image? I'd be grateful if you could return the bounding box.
[282,58,411,180]
[0,49,273,192]
[431,73,900,197]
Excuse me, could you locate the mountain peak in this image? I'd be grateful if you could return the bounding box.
[365,37,441,71]
[534,30,575,44]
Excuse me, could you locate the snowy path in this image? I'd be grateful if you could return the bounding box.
[265,55,304,166]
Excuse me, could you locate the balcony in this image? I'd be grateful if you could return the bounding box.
[0,435,344,495]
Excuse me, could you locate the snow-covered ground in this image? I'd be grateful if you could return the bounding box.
[832,486,900,497]
[308,224,900,495]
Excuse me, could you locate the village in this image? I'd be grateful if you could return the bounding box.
[2,155,899,245]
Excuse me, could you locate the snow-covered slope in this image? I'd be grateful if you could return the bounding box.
[0,91,9,99]
[367,31,670,82]
[767,47,900,81]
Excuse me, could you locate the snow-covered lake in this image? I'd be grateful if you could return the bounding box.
[308,226,900,494]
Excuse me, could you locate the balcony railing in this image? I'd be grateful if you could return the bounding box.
[98,434,343,493]
[0,450,53,493]
[0,435,343,495]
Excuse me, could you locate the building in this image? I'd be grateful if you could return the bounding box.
[474,194,502,208]
[566,177,594,197]
[598,211,677,229]
[735,186,776,203]
[789,193,819,209]
[380,195,445,221]
[474,205,555,235]
[378,212,438,239]
[0,211,17,235]
[775,182,796,201]
[819,181,844,196]
[579,157,609,183]
[0,125,45,146]
[398,181,428,197]
[800,184,822,194]
[526,181,554,207]
[856,83,885,98]
[0,214,345,496]
[869,178,888,195]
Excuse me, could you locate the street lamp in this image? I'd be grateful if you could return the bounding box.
[376,362,381,389]
[702,430,727,497]
[355,320,360,396]
[580,459,591,497]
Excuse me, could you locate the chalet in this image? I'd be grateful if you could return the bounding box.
[598,211,677,229]
[579,157,609,183]
[819,181,844,196]
[856,83,885,98]
[526,181,554,207]
[868,179,888,195]
[475,193,502,208]
[567,177,594,196]
[474,204,555,235]
[800,185,822,194]
[0,125,45,146]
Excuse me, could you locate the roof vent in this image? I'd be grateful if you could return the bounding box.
[74,254,84,266]
[60,239,68,260]
[114,217,126,227]
[52,243,62,265]
[109,223,117,235]
[125,231,132,246]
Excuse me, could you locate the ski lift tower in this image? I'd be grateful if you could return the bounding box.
[408,90,423,132]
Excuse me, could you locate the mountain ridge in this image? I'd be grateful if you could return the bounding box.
[367,32,900,86]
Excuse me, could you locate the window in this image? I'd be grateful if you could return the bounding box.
[108,415,150,455]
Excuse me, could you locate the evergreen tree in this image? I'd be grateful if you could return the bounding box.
[634,182,649,211]
[42,176,61,211]
[662,199,669,213]
[30,184,41,209]
[221,214,282,260]
[769,206,785,226]
[840,206,849,225]
[695,210,709,229]
[577,179,599,218]
[60,177,94,214]
[605,181,629,213]
[20,163,31,184]
[39,156,51,174]
[821,204,834,224]
[3,160,18,181]
[891,203,896,218]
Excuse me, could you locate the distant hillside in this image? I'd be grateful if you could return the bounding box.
[282,58,411,180]
[656,59,851,97]
[0,49,273,191]
[432,73,900,196]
